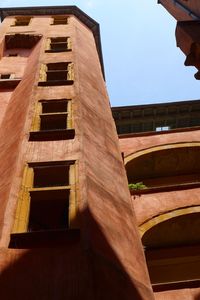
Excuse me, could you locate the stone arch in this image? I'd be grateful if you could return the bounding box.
[140,206,200,248]
[124,141,200,165]
[124,142,200,187]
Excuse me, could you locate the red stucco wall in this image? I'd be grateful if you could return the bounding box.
[0,13,154,300]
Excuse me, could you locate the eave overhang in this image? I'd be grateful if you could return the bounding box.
[158,0,200,21]
[0,5,105,79]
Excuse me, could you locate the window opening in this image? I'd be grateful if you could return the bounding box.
[11,161,77,235]
[29,99,74,141]
[28,189,69,232]
[0,74,12,79]
[33,100,71,131]
[38,63,74,86]
[41,99,68,113]
[46,37,72,52]
[51,16,68,25]
[40,114,67,131]
[33,164,69,188]
[13,17,31,26]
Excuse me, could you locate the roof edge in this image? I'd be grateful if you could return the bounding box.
[111,98,200,110]
[0,5,105,79]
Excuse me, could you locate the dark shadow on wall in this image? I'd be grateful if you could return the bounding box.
[0,207,153,300]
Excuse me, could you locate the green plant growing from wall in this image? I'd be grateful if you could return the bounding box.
[128,182,147,190]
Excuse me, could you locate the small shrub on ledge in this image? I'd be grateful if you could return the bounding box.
[128,182,147,190]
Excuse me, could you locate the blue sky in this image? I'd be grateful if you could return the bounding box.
[1,0,200,106]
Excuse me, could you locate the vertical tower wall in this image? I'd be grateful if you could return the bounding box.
[0,8,154,300]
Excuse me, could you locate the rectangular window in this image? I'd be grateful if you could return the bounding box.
[51,16,68,25]
[12,17,31,26]
[38,62,74,86]
[33,164,70,188]
[29,99,75,141]
[28,163,71,232]
[28,189,69,232]
[0,74,12,79]
[11,161,77,236]
[46,37,72,53]
[0,73,20,88]
[40,114,67,131]
[41,99,68,113]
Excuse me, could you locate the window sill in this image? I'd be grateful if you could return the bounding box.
[29,129,75,141]
[45,49,72,53]
[130,182,200,195]
[9,229,80,249]
[0,79,21,88]
[50,24,68,26]
[38,80,73,86]
[152,279,200,292]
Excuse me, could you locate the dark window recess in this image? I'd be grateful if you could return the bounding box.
[13,17,31,26]
[41,99,68,113]
[8,53,18,57]
[52,17,68,25]
[29,99,74,142]
[28,189,69,232]
[47,62,68,71]
[47,37,70,52]
[40,114,67,131]
[0,74,11,79]
[47,70,68,81]
[38,62,73,86]
[33,164,70,188]
[0,73,20,88]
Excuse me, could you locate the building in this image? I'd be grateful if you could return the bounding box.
[112,1,200,299]
[0,3,200,300]
[113,99,200,299]
[0,5,154,300]
[112,99,200,135]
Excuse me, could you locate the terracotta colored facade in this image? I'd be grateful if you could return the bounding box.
[112,2,200,299]
[117,103,200,300]
[0,6,154,300]
[1,3,200,300]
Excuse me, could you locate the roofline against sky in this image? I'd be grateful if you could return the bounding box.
[111,98,200,110]
[0,5,105,79]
